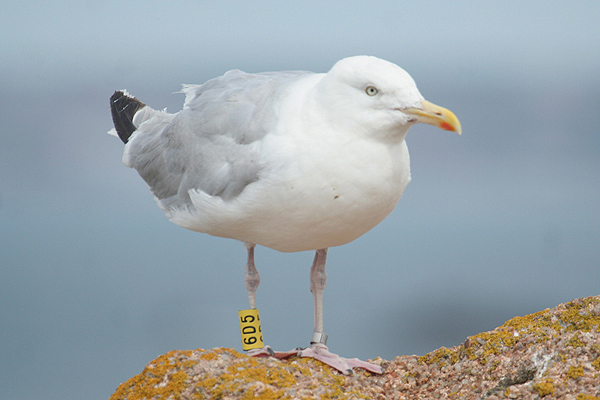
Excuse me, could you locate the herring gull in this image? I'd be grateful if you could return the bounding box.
[109,56,461,374]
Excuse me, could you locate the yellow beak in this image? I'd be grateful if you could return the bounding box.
[403,99,462,135]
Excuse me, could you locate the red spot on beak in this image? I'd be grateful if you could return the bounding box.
[440,122,454,131]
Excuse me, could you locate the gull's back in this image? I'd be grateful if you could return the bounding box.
[121,70,312,211]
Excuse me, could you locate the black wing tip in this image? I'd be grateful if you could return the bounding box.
[110,90,146,144]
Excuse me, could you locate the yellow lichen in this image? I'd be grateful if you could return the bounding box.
[577,394,600,400]
[228,359,296,388]
[189,348,364,400]
[566,365,585,380]
[592,356,600,371]
[430,297,600,366]
[468,331,512,364]
[109,350,195,400]
[502,297,600,337]
[532,378,555,397]
[110,297,600,400]
[487,360,500,374]
[502,310,555,331]
[418,346,459,366]
[559,298,600,333]
[567,333,586,348]
[413,298,600,371]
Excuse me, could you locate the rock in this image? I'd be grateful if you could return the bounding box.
[109,296,600,399]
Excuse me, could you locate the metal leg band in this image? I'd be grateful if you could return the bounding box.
[310,332,328,345]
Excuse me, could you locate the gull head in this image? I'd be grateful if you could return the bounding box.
[314,56,461,140]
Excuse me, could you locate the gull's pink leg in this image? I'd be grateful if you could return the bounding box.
[311,249,328,335]
[244,243,259,310]
[299,248,383,375]
[244,243,301,359]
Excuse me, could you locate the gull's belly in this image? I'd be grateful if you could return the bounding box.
[180,139,412,252]
[244,173,408,252]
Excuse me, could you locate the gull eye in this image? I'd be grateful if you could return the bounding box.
[365,86,378,96]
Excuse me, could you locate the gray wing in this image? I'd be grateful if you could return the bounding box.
[125,70,311,210]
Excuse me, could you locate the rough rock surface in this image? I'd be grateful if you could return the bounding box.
[109,296,600,399]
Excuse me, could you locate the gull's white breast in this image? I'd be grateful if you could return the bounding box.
[168,77,412,252]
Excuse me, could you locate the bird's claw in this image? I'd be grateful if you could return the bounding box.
[247,345,301,359]
[298,342,383,375]
[247,345,275,358]
[248,344,383,375]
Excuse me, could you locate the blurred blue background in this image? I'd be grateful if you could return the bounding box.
[1,1,599,399]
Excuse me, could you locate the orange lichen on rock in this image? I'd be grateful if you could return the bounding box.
[109,350,195,400]
[532,378,555,397]
[109,296,600,400]
[109,347,367,400]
